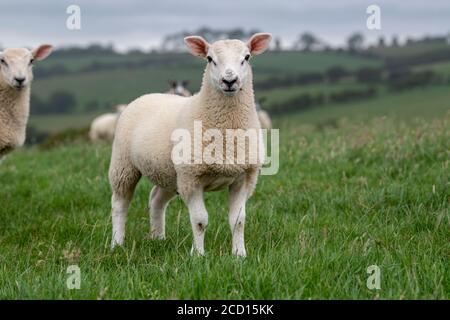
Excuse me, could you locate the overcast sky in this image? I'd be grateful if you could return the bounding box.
[0,0,449,51]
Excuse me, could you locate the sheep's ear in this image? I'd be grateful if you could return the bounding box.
[184,36,209,58]
[247,33,272,56]
[32,44,53,61]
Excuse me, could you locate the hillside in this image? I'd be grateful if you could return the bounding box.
[31,51,382,113]
[29,84,450,134]
[26,41,450,140]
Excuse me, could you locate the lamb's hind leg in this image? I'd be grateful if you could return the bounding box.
[148,186,175,239]
[109,165,141,248]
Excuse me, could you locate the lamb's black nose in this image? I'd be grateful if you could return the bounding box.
[222,77,237,88]
[14,77,25,85]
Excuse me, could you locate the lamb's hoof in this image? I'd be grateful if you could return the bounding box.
[110,240,123,250]
[190,246,205,257]
[145,232,165,240]
[233,249,247,258]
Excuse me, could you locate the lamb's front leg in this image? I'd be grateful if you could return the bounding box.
[182,187,209,255]
[228,179,249,257]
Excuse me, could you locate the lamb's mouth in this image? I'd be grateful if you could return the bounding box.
[13,84,25,90]
[222,88,237,94]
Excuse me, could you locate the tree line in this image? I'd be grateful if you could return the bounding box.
[256,65,443,91]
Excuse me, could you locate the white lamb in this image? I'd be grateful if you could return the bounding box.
[0,45,52,159]
[89,104,126,142]
[109,33,272,256]
[256,102,272,130]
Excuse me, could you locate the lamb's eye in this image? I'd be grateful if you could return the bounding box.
[241,54,251,65]
[29,58,34,65]
[0,58,7,66]
[206,56,216,65]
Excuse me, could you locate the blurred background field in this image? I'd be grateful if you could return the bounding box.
[19,28,450,143]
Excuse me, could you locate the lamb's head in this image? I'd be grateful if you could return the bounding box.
[169,80,189,96]
[0,45,52,90]
[184,33,271,96]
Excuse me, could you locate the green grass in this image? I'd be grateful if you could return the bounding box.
[0,87,448,299]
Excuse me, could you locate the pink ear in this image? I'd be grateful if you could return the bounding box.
[247,33,272,55]
[32,44,53,61]
[184,36,209,58]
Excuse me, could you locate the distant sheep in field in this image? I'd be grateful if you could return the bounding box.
[109,33,272,257]
[256,99,272,130]
[0,45,52,159]
[89,104,126,142]
[166,80,192,97]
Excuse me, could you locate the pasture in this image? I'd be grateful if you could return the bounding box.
[29,84,450,133]
[1,86,448,299]
[31,51,382,114]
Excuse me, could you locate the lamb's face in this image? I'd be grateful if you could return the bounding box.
[206,40,251,95]
[0,45,52,90]
[184,33,272,96]
[0,48,33,90]
[170,80,189,96]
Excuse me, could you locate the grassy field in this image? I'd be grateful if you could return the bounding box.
[29,113,98,134]
[29,85,450,133]
[414,60,450,76]
[285,85,450,124]
[0,86,448,299]
[31,51,381,112]
[40,51,382,75]
[369,42,450,59]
